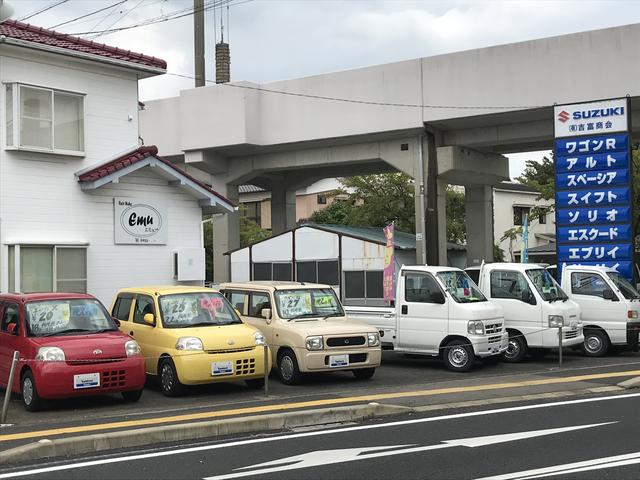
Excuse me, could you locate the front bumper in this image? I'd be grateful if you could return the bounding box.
[296,346,382,372]
[29,356,146,399]
[472,331,509,357]
[541,326,584,348]
[172,345,271,385]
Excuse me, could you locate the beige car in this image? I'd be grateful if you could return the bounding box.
[220,282,382,385]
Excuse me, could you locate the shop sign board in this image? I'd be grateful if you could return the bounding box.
[554,98,634,281]
[114,198,167,245]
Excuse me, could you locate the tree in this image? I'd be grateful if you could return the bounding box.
[516,156,555,201]
[445,186,466,244]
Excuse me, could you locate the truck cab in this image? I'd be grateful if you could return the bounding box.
[471,263,583,362]
[559,265,640,356]
[345,266,508,372]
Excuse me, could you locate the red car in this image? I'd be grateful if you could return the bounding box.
[0,293,146,411]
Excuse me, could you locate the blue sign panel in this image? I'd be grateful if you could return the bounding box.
[555,100,633,281]
[556,206,631,226]
[556,169,628,189]
[557,261,634,280]
[555,133,628,156]
[557,224,632,243]
[556,151,629,173]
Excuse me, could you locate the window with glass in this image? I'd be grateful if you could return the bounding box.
[8,245,87,293]
[158,292,242,328]
[571,272,608,298]
[404,272,444,303]
[133,295,156,325]
[112,295,134,321]
[25,299,116,337]
[0,304,19,333]
[248,292,271,317]
[343,270,384,303]
[526,268,567,302]
[436,270,486,303]
[490,270,533,301]
[274,288,344,320]
[5,84,84,154]
[513,206,531,226]
[607,272,640,300]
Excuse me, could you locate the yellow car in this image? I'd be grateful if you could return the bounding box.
[110,286,271,396]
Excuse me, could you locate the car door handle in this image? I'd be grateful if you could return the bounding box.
[383,314,393,318]
[401,305,408,315]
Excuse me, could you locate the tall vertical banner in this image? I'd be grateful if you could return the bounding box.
[383,223,395,302]
[554,98,634,280]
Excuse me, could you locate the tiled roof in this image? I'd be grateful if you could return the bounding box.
[77,145,234,207]
[0,19,166,70]
[239,185,266,194]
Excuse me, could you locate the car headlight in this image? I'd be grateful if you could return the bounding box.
[254,331,266,346]
[548,315,565,328]
[467,320,484,335]
[305,336,323,350]
[368,332,380,347]
[175,337,204,351]
[125,340,141,357]
[35,346,65,362]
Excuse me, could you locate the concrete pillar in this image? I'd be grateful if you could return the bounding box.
[271,180,297,235]
[465,185,494,266]
[424,132,447,266]
[436,179,448,265]
[211,180,239,283]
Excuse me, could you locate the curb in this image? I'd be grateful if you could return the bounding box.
[0,403,411,466]
[617,376,640,389]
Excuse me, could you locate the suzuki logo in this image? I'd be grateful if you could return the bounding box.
[557,110,570,123]
[344,339,350,344]
[92,349,102,355]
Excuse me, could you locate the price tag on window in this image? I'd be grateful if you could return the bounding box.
[27,303,70,335]
[162,296,198,325]
[279,292,312,318]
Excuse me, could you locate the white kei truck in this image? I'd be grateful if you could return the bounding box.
[343,265,508,372]
[467,263,584,362]
[553,265,640,356]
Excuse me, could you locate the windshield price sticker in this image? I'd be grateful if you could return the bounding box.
[314,293,335,309]
[27,303,70,335]
[278,292,313,318]
[161,296,199,325]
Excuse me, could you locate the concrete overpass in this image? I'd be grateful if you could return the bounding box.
[140,22,640,282]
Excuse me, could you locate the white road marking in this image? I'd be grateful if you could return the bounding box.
[0,392,637,479]
[205,423,615,480]
[477,451,640,480]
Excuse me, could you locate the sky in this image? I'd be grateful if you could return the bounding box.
[5,0,639,178]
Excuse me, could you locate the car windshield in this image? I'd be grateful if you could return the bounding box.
[526,269,568,302]
[436,271,486,303]
[607,272,640,300]
[274,288,344,320]
[159,292,242,328]
[25,299,116,337]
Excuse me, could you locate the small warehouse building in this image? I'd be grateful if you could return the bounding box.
[226,224,465,306]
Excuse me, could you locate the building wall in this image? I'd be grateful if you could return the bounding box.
[0,46,203,305]
[493,189,555,260]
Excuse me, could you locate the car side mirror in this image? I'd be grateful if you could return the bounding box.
[261,308,272,323]
[143,313,155,326]
[7,323,18,335]
[603,289,616,301]
[111,316,121,327]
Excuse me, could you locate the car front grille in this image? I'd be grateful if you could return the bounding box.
[326,336,366,347]
[67,357,125,366]
[485,323,503,335]
[207,347,255,354]
[102,369,126,388]
[235,358,256,376]
[488,335,502,344]
[564,330,580,340]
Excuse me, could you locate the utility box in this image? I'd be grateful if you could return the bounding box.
[173,248,205,281]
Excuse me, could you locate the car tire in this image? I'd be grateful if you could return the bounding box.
[21,371,43,412]
[277,349,301,385]
[352,368,376,380]
[503,331,527,363]
[245,378,265,389]
[582,329,610,357]
[443,340,475,372]
[159,358,184,397]
[121,389,143,402]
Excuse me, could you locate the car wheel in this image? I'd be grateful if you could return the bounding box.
[277,350,301,385]
[352,368,376,380]
[503,331,527,363]
[245,378,265,389]
[21,371,43,412]
[121,389,143,402]
[582,329,610,357]
[159,358,183,397]
[443,340,475,372]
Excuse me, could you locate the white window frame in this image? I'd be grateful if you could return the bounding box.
[4,83,86,156]
[8,244,88,293]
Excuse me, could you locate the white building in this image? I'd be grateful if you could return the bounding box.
[493,181,555,262]
[0,20,234,304]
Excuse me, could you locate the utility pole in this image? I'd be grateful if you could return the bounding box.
[194,0,205,87]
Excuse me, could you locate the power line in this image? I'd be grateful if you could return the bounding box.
[49,0,128,29]
[89,0,147,39]
[165,72,545,110]
[19,0,69,22]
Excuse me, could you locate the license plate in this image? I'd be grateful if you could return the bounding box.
[329,354,349,368]
[212,361,233,376]
[73,373,100,389]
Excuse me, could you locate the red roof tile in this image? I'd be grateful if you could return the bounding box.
[0,19,166,70]
[77,146,235,207]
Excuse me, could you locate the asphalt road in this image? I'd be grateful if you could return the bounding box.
[3,391,640,479]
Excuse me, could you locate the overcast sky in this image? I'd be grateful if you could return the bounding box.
[7,0,639,177]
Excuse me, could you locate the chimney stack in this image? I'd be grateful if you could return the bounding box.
[215,42,230,84]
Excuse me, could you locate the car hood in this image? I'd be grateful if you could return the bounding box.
[160,324,260,350]
[30,331,132,361]
[286,317,377,337]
